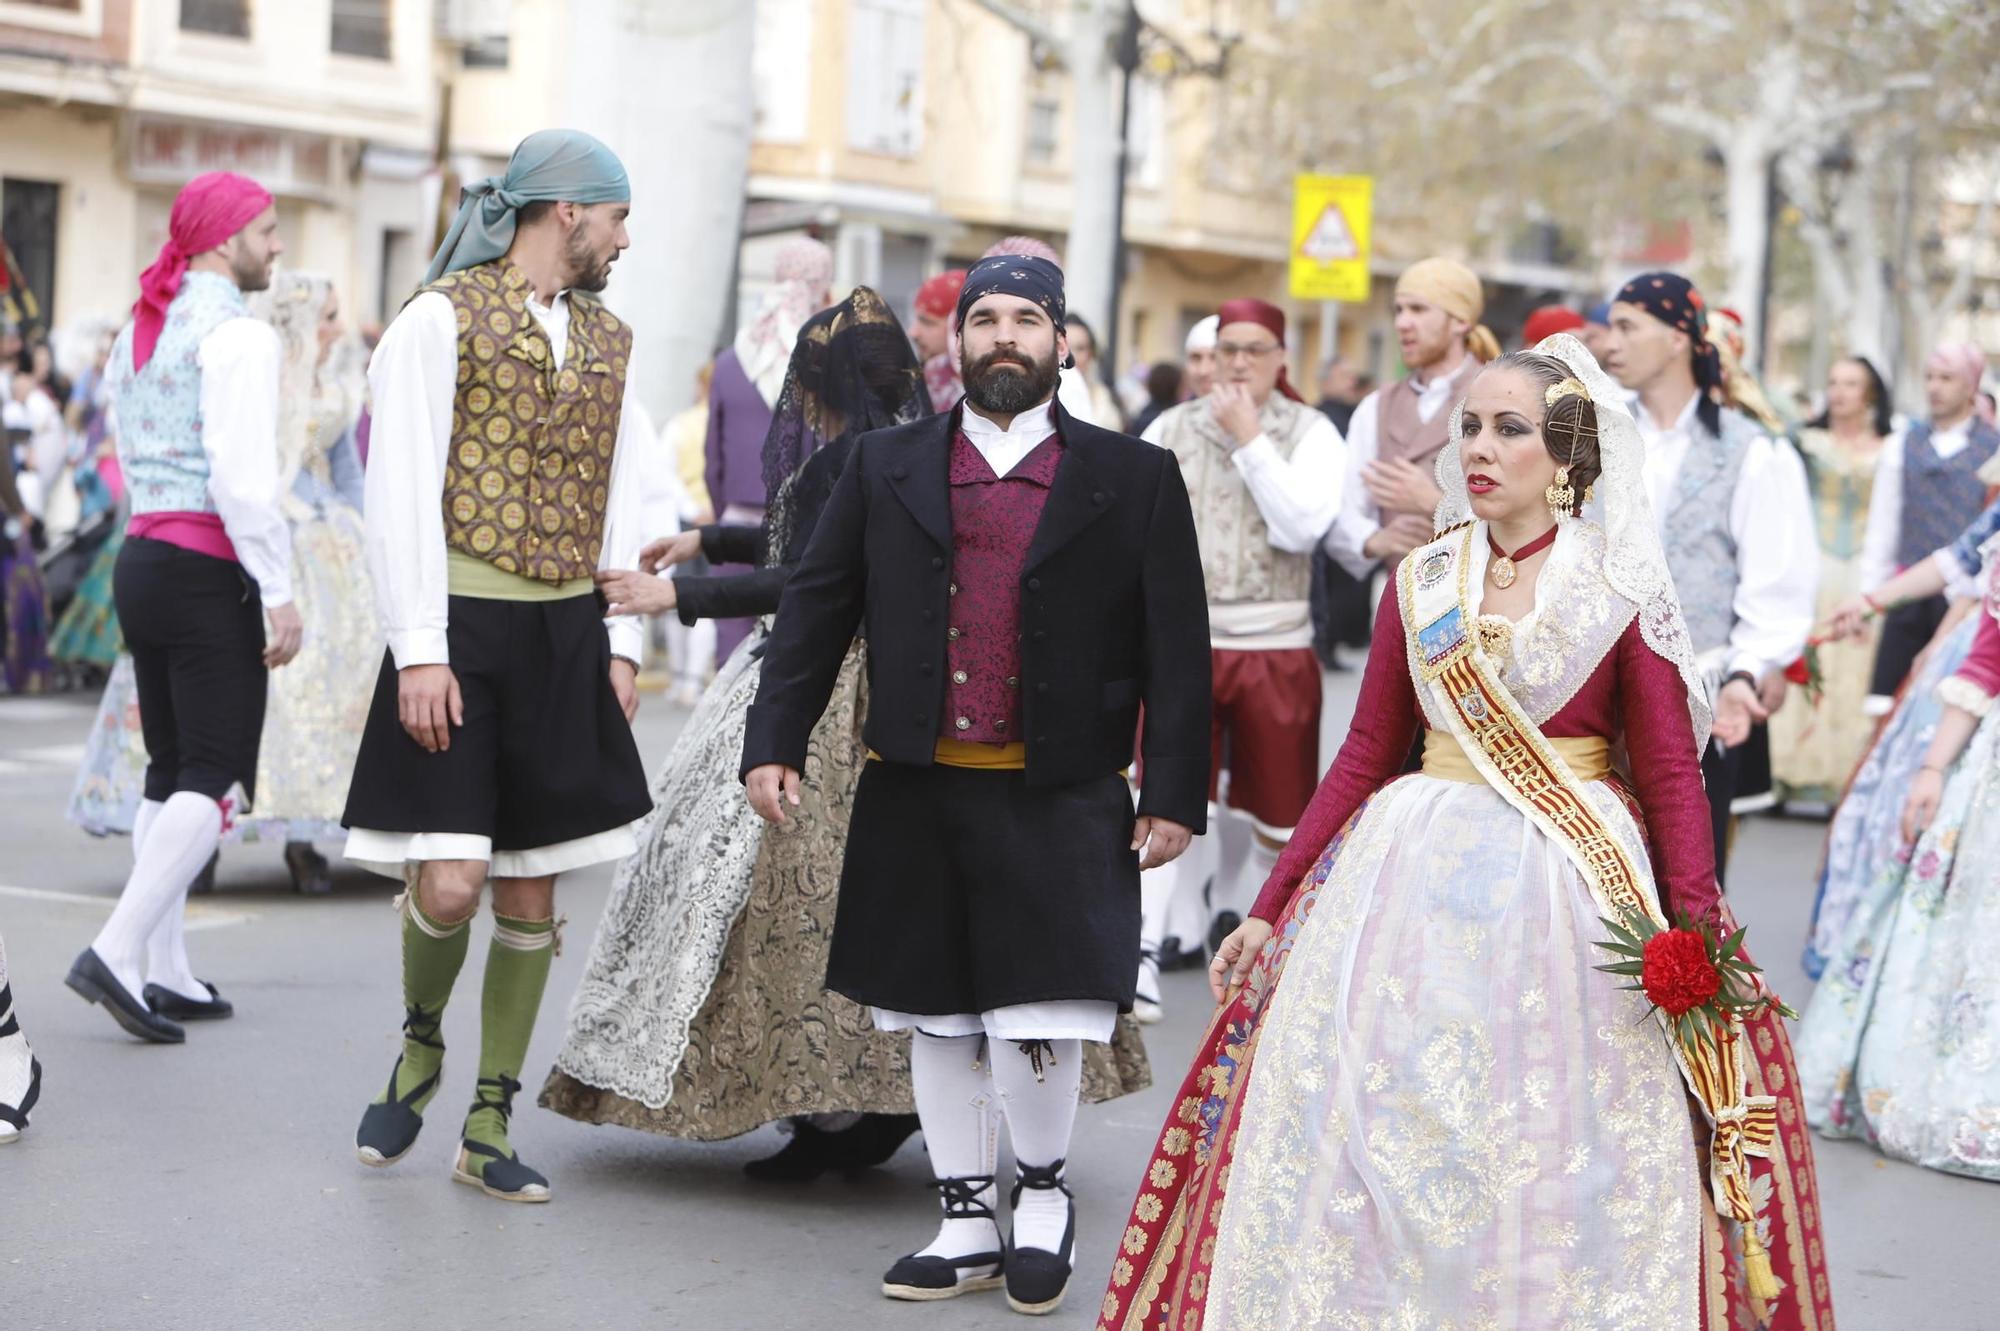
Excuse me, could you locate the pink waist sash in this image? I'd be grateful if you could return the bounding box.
[128,512,239,564]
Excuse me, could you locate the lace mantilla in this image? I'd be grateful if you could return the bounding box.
[1433,332,1712,754]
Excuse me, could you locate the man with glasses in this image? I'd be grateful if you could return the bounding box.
[1137,297,1344,1022]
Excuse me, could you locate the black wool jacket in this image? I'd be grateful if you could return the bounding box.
[740,401,1212,832]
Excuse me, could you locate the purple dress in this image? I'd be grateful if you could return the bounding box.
[704,348,775,660]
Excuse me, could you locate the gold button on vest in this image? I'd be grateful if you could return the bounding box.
[423,261,631,585]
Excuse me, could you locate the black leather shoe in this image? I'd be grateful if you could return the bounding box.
[143,980,234,1021]
[745,1112,922,1181]
[285,842,333,896]
[743,1119,841,1182]
[65,949,185,1044]
[1005,1160,1076,1316]
[881,1175,1004,1301]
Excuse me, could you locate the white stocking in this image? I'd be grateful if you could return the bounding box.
[0,931,34,1122]
[132,798,206,1000]
[989,1037,1082,1254]
[1211,820,1284,925]
[91,791,222,1001]
[1163,803,1222,952]
[909,1031,1000,1260]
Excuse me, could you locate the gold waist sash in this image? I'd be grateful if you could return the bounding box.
[1422,729,1611,785]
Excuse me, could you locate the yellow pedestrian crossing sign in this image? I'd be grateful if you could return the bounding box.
[1290,175,1372,302]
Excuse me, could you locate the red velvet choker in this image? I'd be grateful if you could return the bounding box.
[1487,525,1557,589]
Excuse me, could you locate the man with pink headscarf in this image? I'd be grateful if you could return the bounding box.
[705,235,834,660]
[66,172,297,1045]
[1858,338,1997,698]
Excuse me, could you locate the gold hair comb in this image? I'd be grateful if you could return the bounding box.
[1545,377,1591,406]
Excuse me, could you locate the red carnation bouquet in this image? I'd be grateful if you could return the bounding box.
[1596,911,1796,1048]
[1782,639,1827,707]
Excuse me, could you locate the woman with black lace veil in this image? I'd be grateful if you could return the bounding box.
[542,287,1151,1175]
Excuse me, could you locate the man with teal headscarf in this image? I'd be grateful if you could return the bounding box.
[343,128,654,1204]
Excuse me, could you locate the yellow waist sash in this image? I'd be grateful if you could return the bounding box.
[446,550,596,602]
[1422,729,1611,784]
[867,739,1029,770]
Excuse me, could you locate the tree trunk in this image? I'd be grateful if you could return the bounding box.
[563,0,756,420]
[1722,130,1774,366]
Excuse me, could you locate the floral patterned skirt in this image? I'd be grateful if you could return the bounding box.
[1100,777,1836,1331]
[1797,702,2000,1180]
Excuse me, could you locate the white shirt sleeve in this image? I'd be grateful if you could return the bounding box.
[1325,389,1383,578]
[1726,435,1817,679]
[198,316,292,608]
[1230,412,1346,554]
[363,292,457,668]
[1856,430,1904,592]
[598,335,651,667]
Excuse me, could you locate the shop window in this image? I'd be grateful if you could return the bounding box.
[333,0,391,59]
[1,179,60,333]
[180,0,248,38]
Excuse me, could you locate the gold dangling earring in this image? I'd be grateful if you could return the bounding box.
[1544,464,1575,518]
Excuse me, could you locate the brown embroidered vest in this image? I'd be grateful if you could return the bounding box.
[1374,356,1480,520]
[422,261,632,584]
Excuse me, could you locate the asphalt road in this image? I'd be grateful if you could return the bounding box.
[0,674,1992,1330]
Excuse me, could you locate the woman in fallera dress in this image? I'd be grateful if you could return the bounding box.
[1099,336,1835,1331]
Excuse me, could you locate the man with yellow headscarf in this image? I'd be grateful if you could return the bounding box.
[1326,257,1500,577]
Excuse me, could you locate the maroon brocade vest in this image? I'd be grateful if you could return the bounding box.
[939,430,1064,744]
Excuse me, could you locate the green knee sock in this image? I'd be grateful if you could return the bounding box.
[462,912,556,1169]
[373,892,471,1115]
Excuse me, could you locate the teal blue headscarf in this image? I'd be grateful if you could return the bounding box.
[423,129,631,284]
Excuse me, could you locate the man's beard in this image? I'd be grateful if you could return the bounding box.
[230,247,271,293]
[565,227,612,292]
[962,346,1060,415]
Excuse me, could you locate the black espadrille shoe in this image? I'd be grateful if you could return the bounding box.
[881,1175,1006,1301]
[1004,1160,1076,1316]
[451,1075,550,1203]
[356,1004,445,1167]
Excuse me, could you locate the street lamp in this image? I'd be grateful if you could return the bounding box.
[1102,1,1239,385]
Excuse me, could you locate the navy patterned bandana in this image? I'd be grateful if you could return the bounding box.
[956,254,1066,331]
[1615,271,1725,436]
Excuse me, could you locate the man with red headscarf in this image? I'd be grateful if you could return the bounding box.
[66,172,298,1045]
[912,268,966,413]
[1136,296,1344,1020]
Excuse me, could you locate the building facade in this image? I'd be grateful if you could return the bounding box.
[0,0,436,345]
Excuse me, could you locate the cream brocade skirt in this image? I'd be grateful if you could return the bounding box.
[1205,772,1702,1331]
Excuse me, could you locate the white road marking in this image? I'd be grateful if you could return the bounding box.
[0,883,255,929]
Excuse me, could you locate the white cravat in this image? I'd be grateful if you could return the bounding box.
[960,398,1056,478]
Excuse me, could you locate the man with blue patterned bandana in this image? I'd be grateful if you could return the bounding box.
[1602,271,1816,881]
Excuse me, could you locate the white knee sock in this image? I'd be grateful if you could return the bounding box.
[1213,824,1284,923]
[133,797,163,857]
[910,1031,1001,1261]
[0,933,35,1124]
[91,791,222,1001]
[990,1037,1082,1255]
[1164,803,1221,952]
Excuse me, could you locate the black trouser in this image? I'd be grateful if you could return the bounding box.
[1309,546,1373,666]
[113,536,267,803]
[1869,595,1949,698]
[1701,739,1743,891]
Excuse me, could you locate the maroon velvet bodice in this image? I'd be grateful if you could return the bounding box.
[939,430,1063,744]
[1252,583,1721,925]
